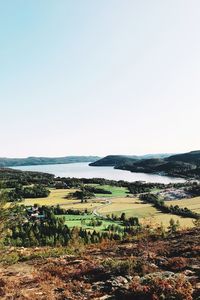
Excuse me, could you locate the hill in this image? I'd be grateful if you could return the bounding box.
[167,150,200,164]
[0,227,199,299]
[89,153,172,167]
[115,151,200,179]
[0,156,100,168]
[89,155,138,166]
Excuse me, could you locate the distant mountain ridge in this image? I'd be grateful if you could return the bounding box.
[90,151,200,179]
[0,156,100,168]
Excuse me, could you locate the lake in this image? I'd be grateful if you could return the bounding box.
[12,162,185,184]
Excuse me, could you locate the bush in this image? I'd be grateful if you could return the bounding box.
[165,257,188,271]
[0,252,19,265]
[102,258,136,276]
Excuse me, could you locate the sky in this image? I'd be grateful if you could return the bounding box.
[0,0,199,157]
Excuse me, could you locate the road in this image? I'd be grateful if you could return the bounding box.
[93,197,112,219]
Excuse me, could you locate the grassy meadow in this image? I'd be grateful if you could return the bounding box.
[57,214,123,231]
[97,196,195,228]
[91,184,129,198]
[165,196,200,214]
[22,188,106,212]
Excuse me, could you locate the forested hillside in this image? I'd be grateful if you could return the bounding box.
[89,153,172,167]
[114,151,200,179]
[0,156,100,167]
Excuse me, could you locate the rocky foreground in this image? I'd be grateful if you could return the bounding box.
[0,228,199,300]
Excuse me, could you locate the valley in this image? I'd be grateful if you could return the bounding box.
[0,157,200,299]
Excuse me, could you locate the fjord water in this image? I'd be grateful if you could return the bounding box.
[13,162,185,184]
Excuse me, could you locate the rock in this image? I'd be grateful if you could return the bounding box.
[103,276,129,292]
[196,282,200,289]
[54,287,65,293]
[190,264,200,271]
[115,276,128,284]
[149,263,158,269]
[93,276,129,294]
[125,275,133,282]
[96,295,113,300]
[67,259,84,265]
[183,269,195,276]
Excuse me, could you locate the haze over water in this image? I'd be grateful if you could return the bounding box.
[13,162,185,184]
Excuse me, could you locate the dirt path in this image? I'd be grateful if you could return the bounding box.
[93,197,112,218]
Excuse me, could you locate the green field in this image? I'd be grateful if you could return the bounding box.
[90,184,129,198]
[57,214,123,231]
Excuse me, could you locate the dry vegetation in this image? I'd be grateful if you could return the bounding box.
[98,196,195,228]
[0,227,199,300]
[166,196,200,214]
[22,189,105,212]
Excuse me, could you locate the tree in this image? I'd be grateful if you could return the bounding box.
[0,189,12,243]
[193,218,200,227]
[120,213,126,222]
[168,218,180,234]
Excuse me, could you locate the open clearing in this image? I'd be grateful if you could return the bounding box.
[22,189,76,206]
[165,196,200,213]
[98,197,155,216]
[22,188,105,212]
[93,185,129,197]
[150,212,194,228]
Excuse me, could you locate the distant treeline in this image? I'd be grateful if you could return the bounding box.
[57,177,166,191]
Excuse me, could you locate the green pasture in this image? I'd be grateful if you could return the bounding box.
[57,213,123,231]
[91,184,129,198]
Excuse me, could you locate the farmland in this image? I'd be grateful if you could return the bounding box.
[97,196,195,228]
[21,185,197,229]
[57,214,123,231]
[90,184,129,198]
[22,188,106,212]
[165,196,200,214]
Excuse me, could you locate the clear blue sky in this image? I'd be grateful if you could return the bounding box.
[0,1,199,157]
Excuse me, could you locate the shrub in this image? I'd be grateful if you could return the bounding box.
[0,252,19,265]
[102,258,136,276]
[165,257,188,271]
